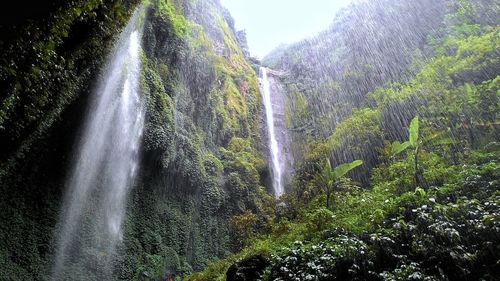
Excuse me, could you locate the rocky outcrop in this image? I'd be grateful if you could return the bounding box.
[226,255,270,281]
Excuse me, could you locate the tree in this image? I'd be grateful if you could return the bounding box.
[318,159,363,209]
[390,116,423,187]
[229,211,258,250]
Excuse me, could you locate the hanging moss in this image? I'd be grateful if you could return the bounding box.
[112,1,270,279]
[155,0,189,37]
[0,1,142,280]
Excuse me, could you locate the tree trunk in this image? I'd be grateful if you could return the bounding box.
[414,146,421,188]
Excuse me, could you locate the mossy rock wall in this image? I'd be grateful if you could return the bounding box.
[0,0,270,280]
[117,1,270,279]
[0,1,141,280]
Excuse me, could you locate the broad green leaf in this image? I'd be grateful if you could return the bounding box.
[414,187,426,198]
[409,116,419,147]
[318,158,334,184]
[322,159,334,175]
[333,160,363,179]
[391,141,411,156]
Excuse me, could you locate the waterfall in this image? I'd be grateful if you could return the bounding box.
[51,8,145,280]
[260,67,284,197]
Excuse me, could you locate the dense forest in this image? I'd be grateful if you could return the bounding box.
[0,0,498,280]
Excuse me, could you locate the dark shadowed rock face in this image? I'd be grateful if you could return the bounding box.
[226,255,270,281]
[0,1,140,280]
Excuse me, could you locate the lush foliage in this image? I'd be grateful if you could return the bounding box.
[0,0,498,280]
[188,0,500,280]
[116,0,271,279]
[0,0,269,280]
[0,1,141,280]
[188,143,500,281]
[317,159,363,208]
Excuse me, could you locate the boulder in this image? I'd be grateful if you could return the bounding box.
[226,255,269,281]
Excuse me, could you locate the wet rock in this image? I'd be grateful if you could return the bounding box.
[226,255,270,281]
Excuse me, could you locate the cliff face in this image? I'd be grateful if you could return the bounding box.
[0,0,270,279]
[263,0,499,185]
[0,1,141,279]
[263,0,449,165]
[119,0,271,279]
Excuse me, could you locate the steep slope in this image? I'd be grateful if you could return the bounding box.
[117,1,272,279]
[264,0,499,184]
[0,1,142,279]
[0,0,272,280]
[264,0,447,136]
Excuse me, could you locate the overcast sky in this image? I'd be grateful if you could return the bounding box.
[220,0,352,58]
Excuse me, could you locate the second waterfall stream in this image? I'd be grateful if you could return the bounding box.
[51,7,146,280]
[260,67,284,197]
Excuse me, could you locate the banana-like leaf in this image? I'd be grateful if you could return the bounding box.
[333,160,363,179]
[322,159,334,174]
[391,141,411,156]
[409,116,419,147]
[318,158,334,183]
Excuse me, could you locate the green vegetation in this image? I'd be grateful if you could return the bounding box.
[187,138,499,280]
[0,0,498,280]
[188,0,499,280]
[0,0,267,279]
[391,116,419,157]
[318,159,363,208]
[115,0,271,279]
[0,0,141,279]
[390,116,423,187]
[155,0,189,36]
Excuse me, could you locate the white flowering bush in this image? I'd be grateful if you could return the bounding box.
[262,153,499,281]
[266,235,375,280]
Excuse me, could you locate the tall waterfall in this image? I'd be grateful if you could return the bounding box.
[260,67,284,197]
[51,8,145,280]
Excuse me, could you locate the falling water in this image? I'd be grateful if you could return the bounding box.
[51,8,145,280]
[260,67,284,197]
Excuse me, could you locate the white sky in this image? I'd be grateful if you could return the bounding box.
[220,0,353,58]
